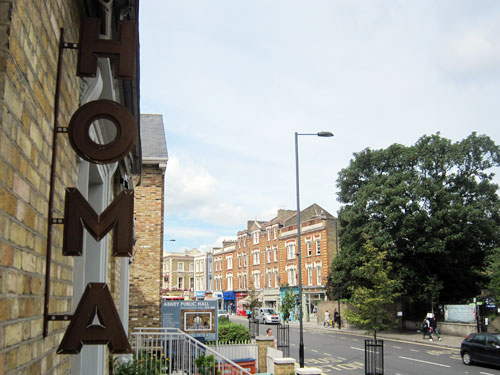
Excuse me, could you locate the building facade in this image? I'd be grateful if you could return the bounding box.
[0,1,141,374]
[129,114,168,331]
[162,250,200,300]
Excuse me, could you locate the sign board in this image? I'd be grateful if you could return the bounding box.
[444,304,475,323]
[161,300,218,341]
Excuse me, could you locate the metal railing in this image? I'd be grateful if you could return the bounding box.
[365,339,384,375]
[130,328,252,375]
[207,340,257,361]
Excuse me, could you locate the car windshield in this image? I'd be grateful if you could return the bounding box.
[264,309,277,314]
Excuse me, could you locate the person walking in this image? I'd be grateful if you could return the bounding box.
[333,308,340,328]
[429,313,442,341]
[324,310,331,327]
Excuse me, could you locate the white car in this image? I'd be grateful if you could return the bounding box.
[255,308,281,324]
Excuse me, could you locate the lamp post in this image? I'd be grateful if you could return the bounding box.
[295,131,333,368]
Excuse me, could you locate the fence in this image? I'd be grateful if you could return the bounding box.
[248,319,260,339]
[128,328,252,375]
[365,339,384,375]
[207,340,258,361]
[276,323,289,357]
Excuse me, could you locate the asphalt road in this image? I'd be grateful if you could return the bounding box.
[235,318,500,375]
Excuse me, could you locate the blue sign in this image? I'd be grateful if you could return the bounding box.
[195,291,206,298]
[161,300,218,341]
[223,291,235,300]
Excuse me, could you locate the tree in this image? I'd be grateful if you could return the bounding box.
[280,289,298,322]
[247,286,262,312]
[327,133,500,316]
[485,248,500,303]
[344,238,401,339]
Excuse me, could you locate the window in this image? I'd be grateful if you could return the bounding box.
[238,255,242,267]
[273,246,278,262]
[275,270,279,286]
[253,231,259,245]
[189,263,193,271]
[253,272,261,288]
[315,235,321,255]
[244,254,247,266]
[243,274,247,289]
[227,256,233,270]
[178,262,184,271]
[267,228,271,241]
[227,274,233,290]
[286,242,296,260]
[178,277,184,289]
[266,248,271,263]
[253,250,260,265]
[307,266,313,286]
[273,227,277,240]
[287,267,297,286]
[316,265,322,285]
[306,240,312,256]
[268,271,273,287]
[190,278,194,289]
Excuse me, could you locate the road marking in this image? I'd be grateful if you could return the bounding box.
[323,352,332,356]
[392,346,402,349]
[399,356,450,368]
[311,349,318,353]
[350,346,364,351]
[409,349,419,352]
[480,372,496,375]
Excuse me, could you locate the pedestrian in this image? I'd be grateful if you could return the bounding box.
[324,310,330,327]
[246,308,252,320]
[266,328,277,348]
[429,313,442,341]
[333,308,340,328]
[421,315,430,339]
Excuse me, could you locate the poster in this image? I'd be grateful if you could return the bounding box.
[161,300,218,341]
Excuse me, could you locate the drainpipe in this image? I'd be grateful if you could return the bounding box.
[97,0,113,39]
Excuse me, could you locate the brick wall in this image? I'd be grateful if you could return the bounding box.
[0,1,81,374]
[129,164,165,330]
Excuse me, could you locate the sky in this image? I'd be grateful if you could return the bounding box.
[138,1,500,253]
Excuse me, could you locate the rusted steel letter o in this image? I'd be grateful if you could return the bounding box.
[67,99,137,164]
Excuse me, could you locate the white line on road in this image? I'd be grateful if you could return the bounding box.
[392,346,402,349]
[311,349,318,353]
[350,347,364,351]
[399,356,450,368]
[480,372,496,375]
[409,349,419,352]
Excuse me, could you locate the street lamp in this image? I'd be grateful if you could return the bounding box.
[295,131,333,368]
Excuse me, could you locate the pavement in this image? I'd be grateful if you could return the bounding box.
[231,315,465,349]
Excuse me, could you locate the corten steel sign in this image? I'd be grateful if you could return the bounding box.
[43,18,138,354]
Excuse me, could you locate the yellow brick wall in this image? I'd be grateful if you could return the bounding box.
[0,1,97,374]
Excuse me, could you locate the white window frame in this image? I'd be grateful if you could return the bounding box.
[178,262,184,271]
[286,241,296,260]
[316,264,322,285]
[314,235,321,255]
[253,231,259,245]
[307,265,313,286]
[273,246,278,262]
[178,277,184,289]
[306,240,312,256]
[227,256,233,270]
[273,226,277,240]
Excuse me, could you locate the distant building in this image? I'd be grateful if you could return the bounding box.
[162,249,201,300]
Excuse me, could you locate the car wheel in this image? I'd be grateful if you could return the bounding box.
[462,352,472,365]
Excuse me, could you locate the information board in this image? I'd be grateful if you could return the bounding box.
[444,304,475,323]
[161,300,218,341]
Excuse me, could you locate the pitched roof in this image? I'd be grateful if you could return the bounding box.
[140,114,168,160]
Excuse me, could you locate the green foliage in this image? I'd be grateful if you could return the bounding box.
[344,238,401,339]
[485,248,500,303]
[217,319,250,342]
[195,353,216,375]
[328,133,500,312]
[280,289,298,321]
[113,353,168,375]
[247,286,262,311]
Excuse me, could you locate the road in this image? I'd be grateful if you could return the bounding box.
[232,317,500,375]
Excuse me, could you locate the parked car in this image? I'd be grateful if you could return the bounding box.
[461,332,500,366]
[254,307,281,324]
[218,310,229,319]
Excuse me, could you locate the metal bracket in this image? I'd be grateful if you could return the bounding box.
[63,42,79,49]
